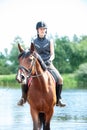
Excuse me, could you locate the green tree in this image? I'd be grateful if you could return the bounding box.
[73,34,79,43]
[54,36,73,73]
[70,36,87,71]
[54,35,87,73]
[0,52,11,74]
[9,36,24,73]
[75,63,87,88]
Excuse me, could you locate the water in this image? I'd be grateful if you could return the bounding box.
[0,88,87,130]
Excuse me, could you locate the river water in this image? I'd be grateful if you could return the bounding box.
[0,88,87,130]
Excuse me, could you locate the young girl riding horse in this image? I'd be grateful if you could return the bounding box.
[17,21,66,107]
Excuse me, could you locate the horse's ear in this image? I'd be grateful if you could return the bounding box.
[30,43,35,53]
[18,43,24,53]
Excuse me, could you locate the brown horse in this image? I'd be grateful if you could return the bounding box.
[16,43,56,130]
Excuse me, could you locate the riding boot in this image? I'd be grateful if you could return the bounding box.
[56,84,66,107]
[17,84,28,106]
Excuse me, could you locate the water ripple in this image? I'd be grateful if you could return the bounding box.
[0,88,87,130]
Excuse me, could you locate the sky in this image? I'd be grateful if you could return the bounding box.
[0,0,87,53]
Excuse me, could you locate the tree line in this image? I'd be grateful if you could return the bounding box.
[0,34,87,80]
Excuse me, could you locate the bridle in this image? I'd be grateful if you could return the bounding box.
[18,55,42,78]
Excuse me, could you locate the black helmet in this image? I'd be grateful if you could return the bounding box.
[36,21,47,30]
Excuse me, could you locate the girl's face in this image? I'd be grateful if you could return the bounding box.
[37,27,46,38]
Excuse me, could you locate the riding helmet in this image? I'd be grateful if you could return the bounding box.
[36,21,47,30]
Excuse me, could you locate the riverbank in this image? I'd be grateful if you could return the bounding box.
[0,74,19,88]
[0,73,78,89]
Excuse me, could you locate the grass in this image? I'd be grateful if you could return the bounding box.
[0,74,19,87]
[0,73,78,89]
[62,73,77,89]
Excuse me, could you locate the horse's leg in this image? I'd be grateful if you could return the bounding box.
[39,113,45,129]
[30,107,41,130]
[43,122,50,130]
[43,108,54,130]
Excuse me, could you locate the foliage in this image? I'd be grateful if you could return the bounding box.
[0,52,11,74]
[0,34,87,75]
[0,74,19,87]
[0,34,87,88]
[54,36,75,73]
[0,36,25,74]
[0,73,77,89]
[9,36,25,73]
[63,73,77,89]
[75,63,87,88]
[53,35,87,73]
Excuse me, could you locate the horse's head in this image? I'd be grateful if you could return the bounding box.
[16,43,37,84]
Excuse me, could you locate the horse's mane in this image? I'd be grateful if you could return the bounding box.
[34,52,47,71]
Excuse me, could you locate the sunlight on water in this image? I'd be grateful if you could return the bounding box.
[0,88,87,130]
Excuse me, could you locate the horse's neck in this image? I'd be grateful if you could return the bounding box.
[33,60,43,75]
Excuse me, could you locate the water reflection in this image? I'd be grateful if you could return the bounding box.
[0,88,87,130]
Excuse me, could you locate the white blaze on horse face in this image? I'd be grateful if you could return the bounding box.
[16,69,27,85]
[16,69,22,83]
[21,73,28,85]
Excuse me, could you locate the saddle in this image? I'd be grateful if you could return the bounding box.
[36,56,58,83]
[47,68,58,83]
